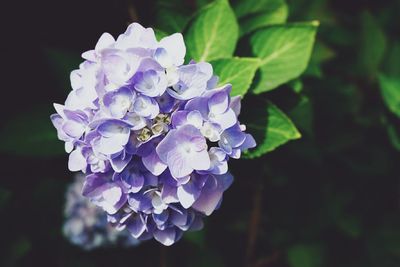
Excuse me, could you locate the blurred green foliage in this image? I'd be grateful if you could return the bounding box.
[1,0,400,266]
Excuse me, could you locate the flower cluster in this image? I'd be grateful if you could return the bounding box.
[63,174,139,250]
[51,23,255,245]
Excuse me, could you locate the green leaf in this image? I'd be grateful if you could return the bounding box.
[196,0,212,8]
[44,47,81,91]
[185,0,239,62]
[250,22,318,93]
[154,29,169,41]
[0,109,64,157]
[359,11,387,77]
[244,101,301,158]
[234,0,288,36]
[211,57,261,97]
[384,42,400,76]
[304,41,335,78]
[156,0,191,33]
[289,79,303,94]
[387,123,400,151]
[378,74,400,117]
[287,244,324,267]
[289,95,313,136]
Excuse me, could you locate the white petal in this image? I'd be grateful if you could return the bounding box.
[95,32,115,51]
[159,33,186,66]
[189,149,211,171]
[68,149,86,171]
[177,186,196,209]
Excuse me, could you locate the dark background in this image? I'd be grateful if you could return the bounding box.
[1,0,400,266]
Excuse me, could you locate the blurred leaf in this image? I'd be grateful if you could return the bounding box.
[384,42,400,77]
[337,216,362,238]
[289,79,303,93]
[386,122,400,151]
[4,237,31,267]
[305,41,335,78]
[44,47,81,91]
[287,244,323,267]
[250,22,318,93]
[211,57,260,97]
[317,43,336,64]
[289,96,313,136]
[359,11,387,77]
[154,29,169,41]
[378,74,400,117]
[234,0,284,18]
[185,0,239,62]
[156,0,191,33]
[196,0,213,8]
[290,0,335,25]
[234,0,288,36]
[192,248,224,267]
[367,221,400,266]
[0,187,11,210]
[183,230,205,248]
[244,101,301,158]
[0,109,64,157]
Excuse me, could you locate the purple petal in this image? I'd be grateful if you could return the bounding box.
[210,108,237,130]
[127,214,147,238]
[192,173,233,216]
[103,87,134,119]
[161,183,179,204]
[156,92,176,113]
[208,90,229,115]
[166,150,193,178]
[82,173,107,198]
[177,181,201,208]
[153,228,176,246]
[142,150,167,176]
[110,153,132,173]
[230,95,242,116]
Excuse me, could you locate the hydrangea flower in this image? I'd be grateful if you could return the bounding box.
[63,174,139,250]
[51,22,256,246]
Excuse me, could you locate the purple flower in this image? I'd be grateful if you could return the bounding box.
[167,62,213,100]
[92,120,132,155]
[103,87,135,119]
[134,70,168,97]
[82,172,127,215]
[51,22,255,246]
[206,147,228,175]
[185,84,237,131]
[219,123,256,159]
[156,124,210,178]
[63,174,139,250]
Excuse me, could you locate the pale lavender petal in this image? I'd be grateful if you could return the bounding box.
[142,150,168,176]
[192,174,232,216]
[208,90,229,115]
[68,149,86,172]
[230,95,242,116]
[153,228,176,246]
[110,153,132,173]
[210,108,237,130]
[177,182,201,209]
[166,150,193,178]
